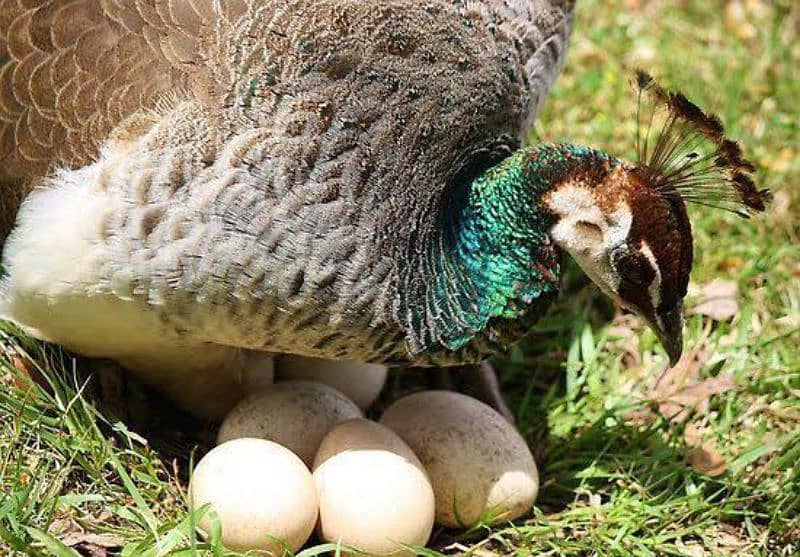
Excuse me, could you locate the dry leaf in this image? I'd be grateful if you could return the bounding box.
[690,279,739,321]
[9,354,45,391]
[687,443,727,477]
[60,532,124,557]
[724,1,757,40]
[606,324,640,369]
[50,521,123,557]
[73,543,108,557]
[683,422,705,446]
[60,532,123,549]
[640,346,737,423]
[605,313,647,371]
[658,373,736,422]
[677,543,707,557]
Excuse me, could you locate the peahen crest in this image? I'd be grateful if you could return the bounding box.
[632,70,771,217]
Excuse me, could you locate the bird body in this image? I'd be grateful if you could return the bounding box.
[0,0,576,416]
[0,0,572,231]
[0,2,768,419]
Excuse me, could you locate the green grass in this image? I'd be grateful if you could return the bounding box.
[1,1,798,555]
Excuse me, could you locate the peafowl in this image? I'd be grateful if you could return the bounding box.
[0,1,768,419]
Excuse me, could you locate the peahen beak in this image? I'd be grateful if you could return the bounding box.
[651,302,684,366]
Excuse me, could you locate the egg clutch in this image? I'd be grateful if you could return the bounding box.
[190,358,539,555]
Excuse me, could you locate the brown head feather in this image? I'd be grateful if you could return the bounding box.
[698,112,725,140]
[669,92,703,124]
[635,69,654,89]
[632,70,770,216]
[732,172,770,211]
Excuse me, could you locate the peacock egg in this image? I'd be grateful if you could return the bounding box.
[380,391,538,528]
[217,381,362,466]
[190,438,318,554]
[276,355,388,410]
[313,419,435,556]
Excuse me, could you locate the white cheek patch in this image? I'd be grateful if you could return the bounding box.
[547,186,605,258]
[546,184,633,304]
[639,241,662,310]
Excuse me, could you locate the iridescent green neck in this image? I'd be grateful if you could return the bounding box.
[452,143,617,281]
[402,144,617,361]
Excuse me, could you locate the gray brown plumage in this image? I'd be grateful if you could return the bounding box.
[0,2,768,421]
[0,1,575,417]
[0,1,572,230]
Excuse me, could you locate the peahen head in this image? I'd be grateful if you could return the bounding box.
[431,72,769,366]
[537,71,769,364]
[544,157,693,365]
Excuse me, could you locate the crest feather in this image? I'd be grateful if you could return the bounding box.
[632,70,771,217]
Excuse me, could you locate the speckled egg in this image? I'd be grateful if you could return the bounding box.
[380,391,538,528]
[218,381,362,465]
[313,419,435,555]
[190,438,318,553]
[276,355,388,410]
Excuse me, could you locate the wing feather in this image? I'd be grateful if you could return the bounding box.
[0,0,198,182]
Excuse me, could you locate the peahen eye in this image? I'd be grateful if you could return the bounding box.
[611,249,652,286]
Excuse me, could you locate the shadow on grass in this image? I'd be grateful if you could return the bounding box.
[497,263,621,473]
[489,262,699,515]
[536,416,688,512]
[2,332,217,480]
[74,356,218,476]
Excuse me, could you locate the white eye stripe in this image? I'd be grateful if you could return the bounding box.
[639,241,662,309]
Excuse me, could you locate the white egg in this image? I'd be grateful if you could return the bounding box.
[313,419,435,556]
[380,391,538,528]
[190,438,318,554]
[217,380,362,466]
[276,355,388,410]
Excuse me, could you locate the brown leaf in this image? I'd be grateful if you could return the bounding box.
[9,353,48,391]
[606,313,648,371]
[658,373,736,422]
[717,256,743,273]
[74,543,107,557]
[683,422,704,446]
[60,532,124,557]
[724,1,757,40]
[0,345,51,395]
[60,532,123,548]
[656,347,705,385]
[687,443,727,477]
[649,348,736,422]
[606,325,640,369]
[690,279,739,321]
[47,520,122,557]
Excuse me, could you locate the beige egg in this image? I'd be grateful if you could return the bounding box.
[276,355,388,410]
[218,381,362,466]
[190,438,318,554]
[313,419,435,556]
[380,391,538,528]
